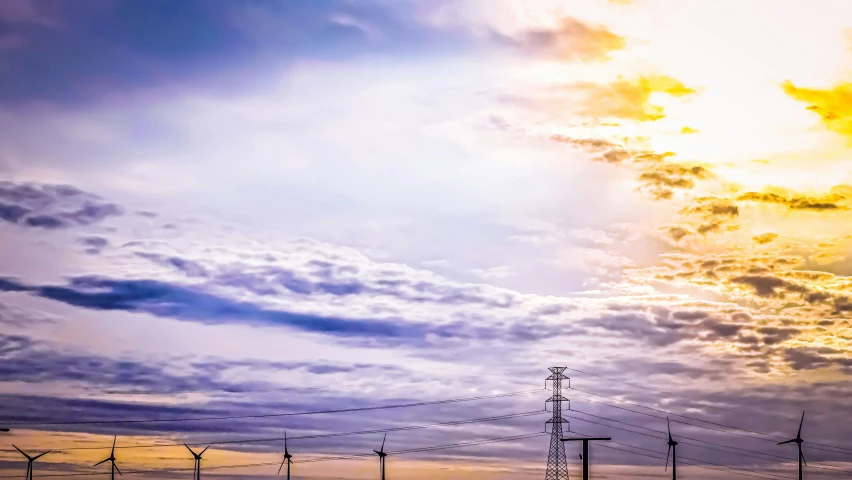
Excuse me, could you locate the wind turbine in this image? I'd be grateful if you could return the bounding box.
[373,434,388,480]
[665,418,678,480]
[94,436,122,480]
[13,445,51,480]
[185,444,209,480]
[779,411,807,480]
[277,431,293,480]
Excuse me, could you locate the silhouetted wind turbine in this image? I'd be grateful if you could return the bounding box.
[779,411,807,480]
[665,418,678,480]
[94,437,122,480]
[185,444,209,480]
[277,431,293,480]
[374,434,388,480]
[13,445,50,480]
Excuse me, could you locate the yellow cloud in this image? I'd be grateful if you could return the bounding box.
[782,80,852,139]
[737,185,852,211]
[752,232,778,244]
[573,75,697,121]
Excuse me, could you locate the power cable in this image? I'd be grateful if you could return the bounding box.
[565,409,851,476]
[569,387,852,458]
[3,388,542,427]
[569,427,788,480]
[0,410,544,453]
[565,367,852,455]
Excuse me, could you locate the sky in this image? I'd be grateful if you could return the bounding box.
[1,0,852,479]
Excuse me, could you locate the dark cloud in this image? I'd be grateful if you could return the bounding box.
[731,275,809,297]
[0,181,123,229]
[0,275,579,349]
[784,347,852,371]
[501,17,625,62]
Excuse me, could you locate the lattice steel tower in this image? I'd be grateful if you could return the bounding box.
[545,367,570,480]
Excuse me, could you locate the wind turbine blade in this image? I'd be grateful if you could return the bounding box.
[200,446,209,456]
[284,431,289,454]
[381,433,386,452]
[666,417,672,442]
[32,451,51,460]
[111,436,116,456]
[801,450,807,467]
[114,462,122,476]
[12,444,29,459]
[185,444,197,457]
[778,439,796,445]
[665,445,671,472]
[798,411,805,438]
[278,458,286,475]
[94,458,110,467]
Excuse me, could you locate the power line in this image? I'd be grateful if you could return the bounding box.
[565,409,852,476]
[592,440,784,480]
[0,410,544,453]
[569,387,852,458]
[3,388,542,427]
[0,432,547,478]
[569,427,788,480]
[565,367,852,455]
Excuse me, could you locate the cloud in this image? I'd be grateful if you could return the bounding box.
[0,181,123,229]
[550,135,706,199]
[784,347,852,371]
[678,196,740,235]
[637,163,711,200]
[731,275,809,297]
[782,80,852,139]
[752,232,778,244]
[571,75,697,121]
[549,135,675,165]
[504,17,626,62]
[736,186,851,211]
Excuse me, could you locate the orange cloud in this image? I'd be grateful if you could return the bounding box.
[573,75,697,121]
[782,80,852,138]
[510,17,626,62]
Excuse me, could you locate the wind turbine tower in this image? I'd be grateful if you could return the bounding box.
[779,412,807,480]
[374,434,388,480]
[278,432,293,480]
[185,444,209,480]
[94,437,122,480]
[13,445,50,480]
[665,418,678,480]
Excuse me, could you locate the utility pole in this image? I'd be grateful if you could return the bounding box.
[545,367,570,480]
[561,437,611,480]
